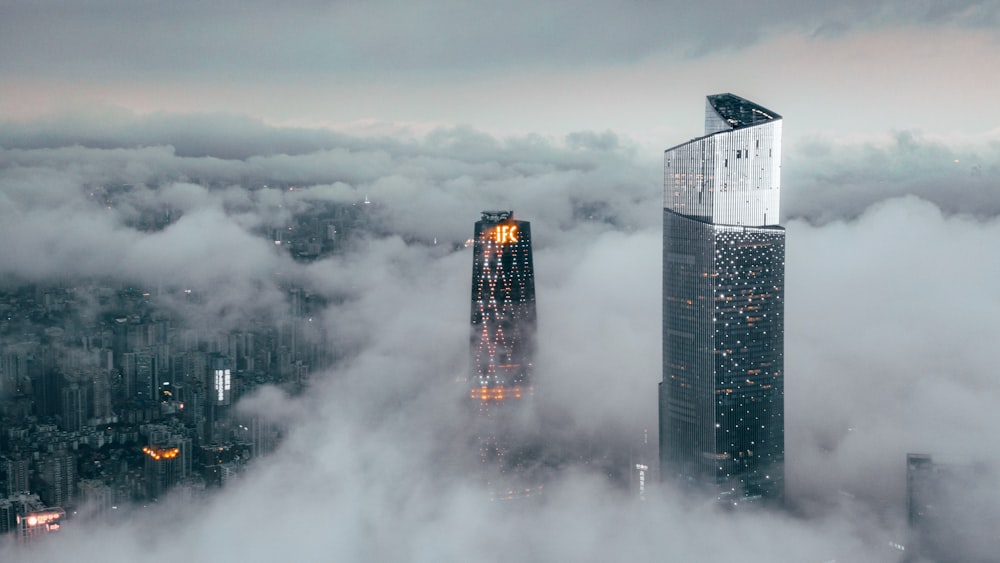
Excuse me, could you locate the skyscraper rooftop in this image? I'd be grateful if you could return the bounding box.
[706,93,782,130]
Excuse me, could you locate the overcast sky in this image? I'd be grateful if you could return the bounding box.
[1,2,999,561]
[2,1,999,144]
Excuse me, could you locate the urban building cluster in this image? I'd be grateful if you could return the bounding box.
[0,195,378,543]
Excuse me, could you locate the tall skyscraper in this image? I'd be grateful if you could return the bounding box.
[469,211,537,495]
[470,210,536,403]
[659,93,785,501]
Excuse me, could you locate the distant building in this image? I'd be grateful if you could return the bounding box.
[77,479,114,518]
[210,354,232,407]
[60,383,87,432]
[90,368,113,421]
[660,94,785,502]
[3,456,30,497]
[469,210,536,401]
[630,429,653,501]
[206,354,232,444]
[142,430,192,500]
[906,453,998,562]
[16,507,65,544]
[37,452,75,509]
[0,493,43,535]
[469,211,537,493]
[249,417,281,459]
[143,444,182,500]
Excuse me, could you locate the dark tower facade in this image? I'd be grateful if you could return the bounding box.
[659,94,785,502]
[470,210,536,401]
[469,211,537,497]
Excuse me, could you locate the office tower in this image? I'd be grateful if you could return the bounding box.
[205,354,232,444]
[469,211,536,494]
[60,383,87,432]
[210,354,232,406]
[469,210,536,402]
[906,453,997,562]
[136,351,156,400]
[4,456,30,496]
[77,479,114,518]
[91,368,112,421]
[659,94,785,501]
[630,429,653,501]
[1,494,43,536]
[16,507,66,544]
[38,452,76,508]
[143,445,180,500]
[249,416,281,459]
[121,350,156,400]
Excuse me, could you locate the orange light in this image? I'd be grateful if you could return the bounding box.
[22,509,63,527]
[493,224,519,244]
[470,384,530,402]
[143,445,180,460]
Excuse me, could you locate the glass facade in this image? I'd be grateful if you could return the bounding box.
[469,211,538,496]
[660,94,785,501]
[470,210,536,400]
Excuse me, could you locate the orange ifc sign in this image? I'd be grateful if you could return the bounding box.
[494,224,518,244]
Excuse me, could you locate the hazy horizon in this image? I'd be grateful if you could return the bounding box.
[2,2,999,560]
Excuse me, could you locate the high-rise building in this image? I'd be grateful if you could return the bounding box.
[0,493,44,535]
[16,507,65,544]
[60,383,87,432]
[205,354,232,444]
[37,452,76,508]
[905,453,998,562]
[469,211,537,494]
[659,93,785,501]
[142,440,190,500]
[469,210,536,402]
[210,354,232,406]
[4,456,30,496]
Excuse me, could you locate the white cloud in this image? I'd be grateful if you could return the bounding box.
[1,114,997,560]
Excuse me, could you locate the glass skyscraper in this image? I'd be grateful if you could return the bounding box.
[470,210,536,403]
[469,211,537,496]
[659,94,785,501]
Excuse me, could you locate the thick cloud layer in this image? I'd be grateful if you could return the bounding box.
[1,113,998,560]
[785,130,1000,223]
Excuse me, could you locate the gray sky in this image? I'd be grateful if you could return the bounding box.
[1,2,999,561]
[2,1,999,145]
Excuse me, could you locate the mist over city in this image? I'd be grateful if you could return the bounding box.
[1,2,999,561]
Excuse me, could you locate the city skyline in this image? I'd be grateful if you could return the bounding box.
[1,3,999,561]
[0,106,994,562]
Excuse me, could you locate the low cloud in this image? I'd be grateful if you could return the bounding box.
[0,111,997,560]
[785,130,1000,223]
